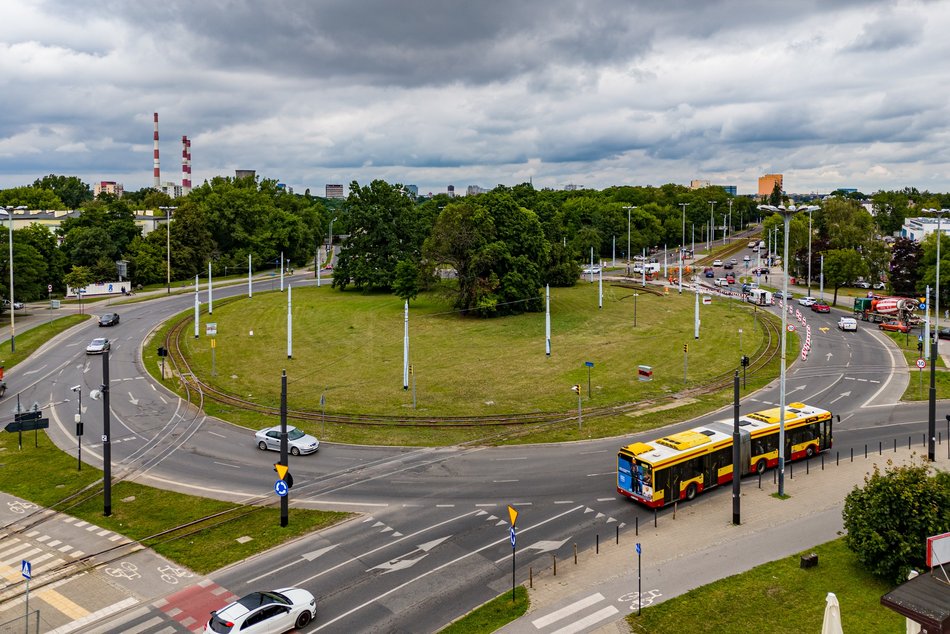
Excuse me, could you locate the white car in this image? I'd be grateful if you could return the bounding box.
[838,317,858,331]
[712,259,723,267]
[582,266,602,275]
[798,297,818,307]
[85,338,111,355]
[255,425,319,455]
[715,278,729,287]
[873,281,886,290]
[743,255,751,262]
[205,588,316,633]
[748,241,757,248]
[854,281,871,289]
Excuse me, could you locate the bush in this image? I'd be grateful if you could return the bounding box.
[842,458,950,584]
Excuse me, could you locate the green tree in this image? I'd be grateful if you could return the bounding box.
[843,459,950,584]
[816,198,875,251]
[32,174,92,209]
[0,186,65,210]
[333,180,419,292]
[19,224,67,293]
[123,234,166,286]
[768,181,783,206]
[889,237,921,297]
[392,259,421,303]
[63,266,94,295]
[823,249,868,306]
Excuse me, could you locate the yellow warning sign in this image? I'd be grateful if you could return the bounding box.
[508,505,518,526]
[275,463,289,480]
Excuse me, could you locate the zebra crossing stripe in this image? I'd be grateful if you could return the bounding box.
[532,593,605,629]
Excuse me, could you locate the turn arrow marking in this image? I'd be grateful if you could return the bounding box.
[128,392,139,406]
[522,537,572,553]
[826,352,833,361]
[819,327,829,333]
[829,391,852,405]
[368,535,453,574]
[302,544,339,561]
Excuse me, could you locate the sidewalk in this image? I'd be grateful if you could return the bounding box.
[498,442,949,634]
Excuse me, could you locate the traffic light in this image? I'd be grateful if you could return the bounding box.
[918,340,923,353]
[740,355,750,367]
[571,384,580,394]
[683,344,688,353]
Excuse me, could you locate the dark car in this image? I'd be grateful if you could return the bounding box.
[99,313,120,327]
[723,262,734,270]
[938,328,950,340]
[811,302,831,313]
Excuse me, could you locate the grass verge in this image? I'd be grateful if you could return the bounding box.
[0,429,350,574]
[439,586,528,634]
[626,538,901,633]
[0,314,89,363]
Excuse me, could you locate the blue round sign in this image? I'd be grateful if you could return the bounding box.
[275,480,289,497]
[509,526,516,548]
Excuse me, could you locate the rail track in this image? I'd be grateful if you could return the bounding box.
[164,297,783,437]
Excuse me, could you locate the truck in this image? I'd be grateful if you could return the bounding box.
[853,296,920,325]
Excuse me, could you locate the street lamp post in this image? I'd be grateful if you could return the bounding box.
[708,201,717,252]
[71,385,82,471]
[923,207,948,461]
[623,206,636,266]
[678,203,688,294]
[806,207,814,294]
[2,206,24,352]
[159,206,177,294]
[757,203,818,497]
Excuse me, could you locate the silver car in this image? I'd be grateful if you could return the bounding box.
[85,338,111,355]
[255,426,319,455]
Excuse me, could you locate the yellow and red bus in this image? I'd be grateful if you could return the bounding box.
[617,402,834,508]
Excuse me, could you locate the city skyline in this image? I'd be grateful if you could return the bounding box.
[2,1,949,196]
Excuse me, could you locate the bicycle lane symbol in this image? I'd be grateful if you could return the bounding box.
[158,564,195,584]
[7,500,36,514]
[104,561,141,581]
[618,589,662,611]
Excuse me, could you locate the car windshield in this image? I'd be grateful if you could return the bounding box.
[103,314,115,319]
[90,338,106,346]
[287,428,307,441]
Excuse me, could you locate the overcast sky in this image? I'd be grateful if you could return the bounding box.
[1,0,948,198]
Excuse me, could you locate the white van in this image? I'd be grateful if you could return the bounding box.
[747,288,773,306]
[838,317,857,332]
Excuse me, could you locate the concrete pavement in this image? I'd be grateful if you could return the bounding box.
[495,443,949,634]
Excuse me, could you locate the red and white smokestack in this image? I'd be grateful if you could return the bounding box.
[153,112,161,189]
[181,135,192,193]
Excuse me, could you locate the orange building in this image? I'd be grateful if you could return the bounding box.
[758,174,783,198]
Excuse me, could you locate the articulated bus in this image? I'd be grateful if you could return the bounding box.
[617,402,834,508]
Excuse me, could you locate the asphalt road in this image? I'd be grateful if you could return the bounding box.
[0,261,943,633]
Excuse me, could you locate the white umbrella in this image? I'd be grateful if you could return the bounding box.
[821,592,843,634]
[906,571,921,634]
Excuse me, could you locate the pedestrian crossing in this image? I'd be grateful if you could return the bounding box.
[530,592,620,634]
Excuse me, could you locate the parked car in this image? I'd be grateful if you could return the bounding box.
[811,302,831,313]
[582,266,602,275]
[838,317,858,331]
[205,588,316,633]
[879,320,911,333]
[938,327,950,340]
[255,425,320,455]
[98,313,120,327]
[873,281,886,290]
[85,338,111,355]
[752,267,769,275]
[854,281,871,289]
[712,259,723,267]
[797,296,818,307]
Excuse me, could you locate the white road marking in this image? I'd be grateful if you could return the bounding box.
[493,456,528,461]
[493,479,518,483]
[212,461,241,469]
[532,593,605,628]
[550,606,620,634]
[206,431,226,438]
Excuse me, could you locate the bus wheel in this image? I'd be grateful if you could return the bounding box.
[685,483,697,501]
[806,445,815,458]
[755,459,767,475]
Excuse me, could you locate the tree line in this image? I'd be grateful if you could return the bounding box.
[1,174,950,315]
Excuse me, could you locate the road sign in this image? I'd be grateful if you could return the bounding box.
[509,526,516,548]
[585,361,594,368]
[274,463,289,481]
[507,505,518,526]
[21,560,31,580]
[4,418,49,433]
[47,284,52,292]
[636,543,641,555]
[206,322,217,336]
[275,480,288,497]
[917,358,927,369]
[786,324,795,332]
[15,411,42,422]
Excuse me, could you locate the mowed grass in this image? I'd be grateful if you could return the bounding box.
[439,586,528,633]
[627,538,902,633]
[0,429,350,574]
[0,313,89,360]
[149,281,787,445]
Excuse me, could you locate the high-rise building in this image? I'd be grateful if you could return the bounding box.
[406,185,418,197]
[235,169,256,181]
[758,174,783,198]
[94,181,124,198]
[690,179,710,190]
[325,184,345,199]
[718,185,738,196]
[447,185,455,197]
